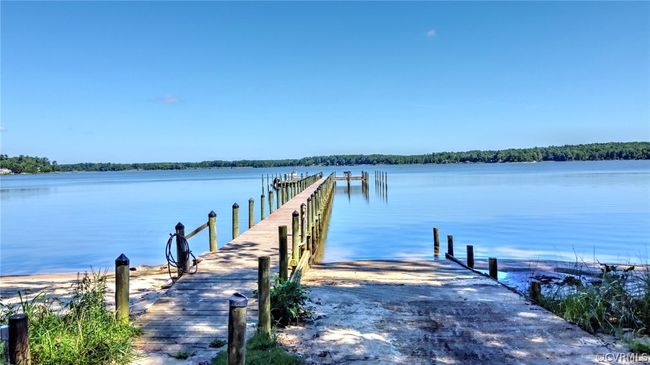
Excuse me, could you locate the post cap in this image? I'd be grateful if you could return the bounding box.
[115,253,130,266]
[249,197,254,202]
[261,194,265,198]
[301,203,306,207]
[8,313,27,322]
[229,292,248,308]
[307,197,311,201]
[175,222,184,230]
[292,210,299,217]
[233,203,239,208]
[208,211,217,218]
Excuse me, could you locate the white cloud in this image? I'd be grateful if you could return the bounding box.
[426,29,437,38]
[151,96,181,105]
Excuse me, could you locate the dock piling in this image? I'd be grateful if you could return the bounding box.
[467,245,474,268]
[227,293,248,365]
[530,280,541,302]
[8,314,30,365]
[433,227,440,257]
[208,211,217,252]
[258,257,271,335]
[260,194,265,220]
[175,222,189,276]
[278,226,288,281]
[489,257,498,280]
[115,253,130,323]
[447,235,454,256]
[248,198,255,229]
[291,211,300,268]
[232,203,240,239]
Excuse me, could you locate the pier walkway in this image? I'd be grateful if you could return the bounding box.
[282,260,620,365]
[134,177,327,363]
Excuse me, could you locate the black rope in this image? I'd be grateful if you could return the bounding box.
[165,233,198,280]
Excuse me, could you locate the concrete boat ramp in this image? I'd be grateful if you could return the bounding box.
[279,260,625,365]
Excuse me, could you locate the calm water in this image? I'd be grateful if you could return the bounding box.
[1,161,649,275]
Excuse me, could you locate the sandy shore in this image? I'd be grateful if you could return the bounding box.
[0,264,173,317]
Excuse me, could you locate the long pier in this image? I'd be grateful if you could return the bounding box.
[134,174,332,362]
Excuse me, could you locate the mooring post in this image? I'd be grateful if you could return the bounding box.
[447,235,454,256]
[268,190,274,214]
[8,314,30,365]
[278,226,288,281]
[208,211,217,252]
[258,256,271,335]
[248,198,255,229]
[489,257,498,280]
[530,280,541,302]
[175,222,189,276]
[228,293,248,365]
[277,187,281,207]
[115,253,130,323]
[232,203,240,239]
[467,245,474,268]
[433,227,440,257]
[291,211,300,268]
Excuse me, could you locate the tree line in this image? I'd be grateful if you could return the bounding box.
[1,142,649,174]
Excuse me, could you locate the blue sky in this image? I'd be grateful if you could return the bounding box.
[1,1,649,163]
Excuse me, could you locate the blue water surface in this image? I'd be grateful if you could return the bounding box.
[1,161,649,275]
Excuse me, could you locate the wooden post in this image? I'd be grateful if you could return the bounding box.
[530,280,541,302]
[489,257,498,280]
[467,245,474,268]
[227,293,248,365]
[277,187,281,207]
[8,314,30,365]
[175,222,188,276]
[291,211,300,268]
[278,226,288,281]
[300,203,306,241]
[260,194,265,220]
[248,198,255,229]
[115,253,130,323]
[433,227,440,257]
[258,257,271,335]
[306,197,312,230]
[447,235,454,256]
[269,190,274,214]
[232,203,239,239]
[208,211,217,252]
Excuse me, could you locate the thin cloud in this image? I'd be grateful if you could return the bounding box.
[426,29,437,38]
[150,96,181,105]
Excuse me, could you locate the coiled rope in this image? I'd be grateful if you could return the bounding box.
[165,233,198,279]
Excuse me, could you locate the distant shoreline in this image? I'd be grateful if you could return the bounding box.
[2,141,649,175]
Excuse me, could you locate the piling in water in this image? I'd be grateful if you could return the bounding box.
[208,211,217,252]
[232,203,240,239]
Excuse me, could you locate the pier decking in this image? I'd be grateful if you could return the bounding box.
[134,177,327,362]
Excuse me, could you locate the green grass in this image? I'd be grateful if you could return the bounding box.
[0,272,140,365]
[209,338,227,348]
[211,332,303,365]
[539,264,650,353]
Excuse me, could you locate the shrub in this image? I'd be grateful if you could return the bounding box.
[270,276,309,327]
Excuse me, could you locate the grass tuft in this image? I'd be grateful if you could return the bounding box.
[211,332,303,365]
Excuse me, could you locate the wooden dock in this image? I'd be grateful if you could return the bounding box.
[283,260,619,364]
[133,176,328,362]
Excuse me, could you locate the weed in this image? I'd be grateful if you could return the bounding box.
[171,351,190,360]
[211,332,303,365]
